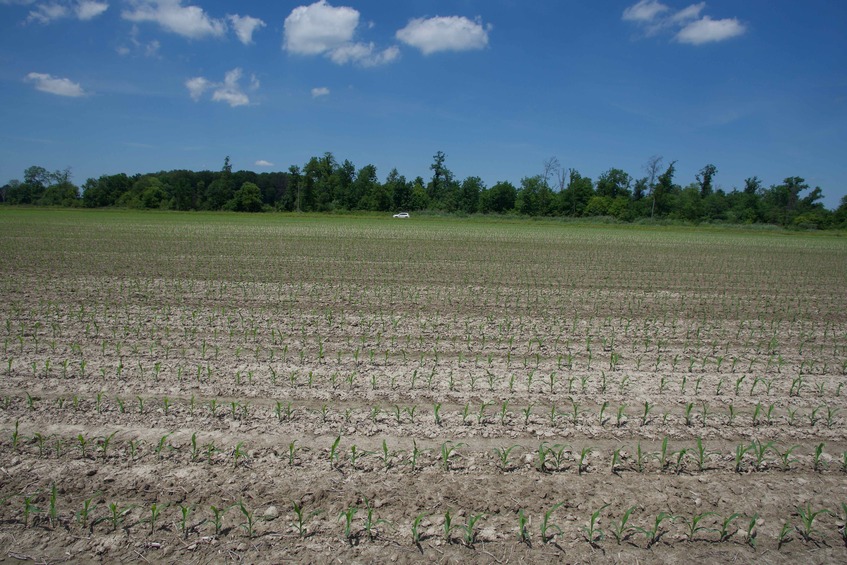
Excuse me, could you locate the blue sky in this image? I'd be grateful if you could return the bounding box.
[1,0,845,208]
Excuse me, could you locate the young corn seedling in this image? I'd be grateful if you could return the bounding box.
[680,512,716,542]
[641,401,652,426]
[178,505,192,539]
[210,505,230,537]
[411,513,428,546]
[76,497,97,530]
[717,513,741,542]
[493,445,520,472]
[693,438,716,472]
[362,496,390,541]
[145,502,164,535]
[239,501,257,539]
[610,447,624,475]
[517,509,531,545]
[338,506,359,545]
[774,444,800,471]
[581,504,609,547]
[540,502,564,544]
[795,502,831,542]
[99,431,118,460]
[634,442,647,473]
[101,502,133,533]
[616,404,626,428]
[329,435,342,469]
[635,512,674,548]
[443,509,455,543]
[813,442,826,473]
[734,442,753,473]
[292,499,322,538]
[578,446,592,475]
[744,512,759,548]
[232,441,248,468]
[456,513,485,547]
[672,448,688,475]
[751,439,775,471]
[777,521,793,549]
[440,441,463,471]
[21,494,42,528]
[610,506,637,545]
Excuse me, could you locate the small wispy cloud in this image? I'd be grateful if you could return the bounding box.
[122,0,226,39]
[622,1,746,44]
[24,0,108,24]
[228,14,265,45]
[254,159,274,167]
[311,86,330,98]
[185,67,257,107]
[25,72,86,96]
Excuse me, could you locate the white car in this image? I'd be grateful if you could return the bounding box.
[392,212,410,218]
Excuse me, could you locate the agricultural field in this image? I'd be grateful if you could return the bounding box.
[1,208,846,564]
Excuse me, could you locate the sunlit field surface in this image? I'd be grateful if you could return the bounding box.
[1,209,846,563]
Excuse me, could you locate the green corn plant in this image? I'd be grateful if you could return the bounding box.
[581,504,609,547]
[292,499,322,538]
[680,512,716,542]
[598,401,609,426]
[155,432,171,459]
[672,448,688,475]
[145,502,164,535]
[795,502,831,542]
[232,441,247,468]
[443,508,455,543]
[540,502,564,543]
[777,521,792,549]
[102,502,133,533]
[774,444,800,471]
[610,506,637,545]
[744,512,759,548]
[362,496,390,541]
[339,505,358,544]
[210,505,230,537]
[493,445,520,472]
[734,442,753,473]
[656,436,670,472]
[517,509,530,545]
[684,402,694,426]
[48,483,58,529]
[239,501,256,539]
[693,437,715,472]
[76,496,97,530]
[77,433,88,459]
[749,439,773,471]
[456,513,484,547]
[440,441,463,471]
[616,404,626,428]
[717,513,741,542]
[578,446,592,475]
[641,401,652,426]
[21,494,42,528]
[329,435,341,469]
[99,431,118,460]
[178,505,192,539]
[287,440,299,466]
[634,512,674,548]
[32,432,46,457]
[813,442,826,472]
[433,403,442,425]
[190,432,199,462]
[610,447,623,475]
[634,442,646,473]
[523,403,535,425]
[410,513,428,546]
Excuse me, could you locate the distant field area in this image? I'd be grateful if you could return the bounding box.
[1,209,846,563]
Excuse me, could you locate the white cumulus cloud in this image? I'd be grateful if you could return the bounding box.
[228,14,265,45]
[396,15,491,55]
[25,72,86,96]
[283,1,398,67]
[676,16,746,44]
[311,86,330,98]
[122,0,226,39]
[255,160,274,167]
[284,0,358,55]
[622,1,745,45]
[186,68,256,107]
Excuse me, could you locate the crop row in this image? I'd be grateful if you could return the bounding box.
[5,426,847,475]
[4,392,845,434]
[1,484,843,552]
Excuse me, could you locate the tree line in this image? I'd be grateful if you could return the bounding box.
[2,152,845,229]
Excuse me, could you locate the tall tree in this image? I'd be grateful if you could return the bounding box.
[696,164,717,198]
